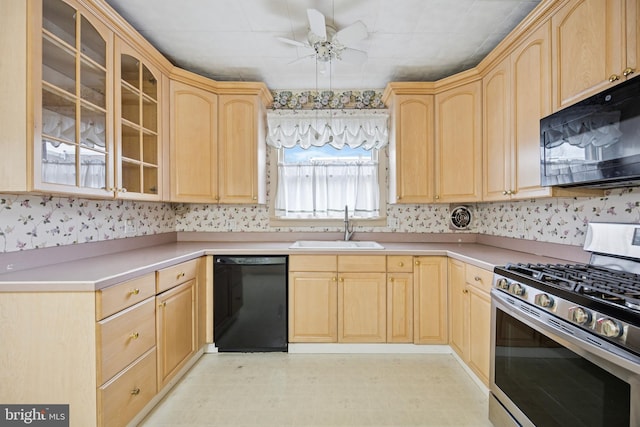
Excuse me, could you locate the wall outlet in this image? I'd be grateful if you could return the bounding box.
[125,219,136,235]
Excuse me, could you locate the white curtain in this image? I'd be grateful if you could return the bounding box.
[275,161,380,218]
[266,109,389,150]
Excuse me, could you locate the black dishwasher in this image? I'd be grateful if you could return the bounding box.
[213,256,287,352]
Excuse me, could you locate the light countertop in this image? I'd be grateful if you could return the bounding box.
[0,240,577,292]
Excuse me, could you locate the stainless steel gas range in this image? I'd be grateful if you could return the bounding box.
[489,222,640,427]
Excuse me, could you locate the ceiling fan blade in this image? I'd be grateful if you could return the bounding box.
[288,54,315,65]
[276,37,310,48]
[334,21,368,45]
[307,9,327,40]
[340,48,368,64]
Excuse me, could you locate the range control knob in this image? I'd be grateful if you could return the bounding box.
[510,283,526,296]
[496,278,510,291]
[534,293,554,308]
[570,307,592,325]
[599,319,623,338]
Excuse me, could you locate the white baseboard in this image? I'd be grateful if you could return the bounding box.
[287,343,452,354]
[204,343,218,353]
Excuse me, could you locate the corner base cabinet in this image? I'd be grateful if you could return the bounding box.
[0,256,208,427]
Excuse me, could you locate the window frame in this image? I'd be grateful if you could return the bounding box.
[268,146,388,227]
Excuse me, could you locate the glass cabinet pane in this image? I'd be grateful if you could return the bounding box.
[79,146,106,189]
[121,54,140,88]
[80,16,106,67]
[143,133,157,164]
[42,0,75,46]
[121,161,141,193]
[121,124,140,160]
[142,97,157,132]
[142,65,157,100]
[42,139,76,185]
[121,86,140,125]
[80,58,106,108]
[42,37,76,96]
[42,89,76,143]
[143,166,158,194]
[80,105,106,150]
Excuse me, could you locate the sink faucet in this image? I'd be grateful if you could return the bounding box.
[343,205,354,241]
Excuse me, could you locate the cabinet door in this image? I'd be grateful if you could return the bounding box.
[482,58,512,201]
[447,258,468,358]
[115,40,162,200]
[552,0,627,110]
[511,21,553,199]
[169,80,218,202]
[36,0,114,197]
[413,256,448,344]
[388,95,435,203]
[288,272,337,342]
[434,81,482,202]
[218,94,263,204]
[338,272,386,343]
[387,273,413,343]
[468,286,491,386]
[156,279,197,389]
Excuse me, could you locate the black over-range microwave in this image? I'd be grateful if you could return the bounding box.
[540,77,640,188]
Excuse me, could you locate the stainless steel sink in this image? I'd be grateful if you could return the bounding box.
[289,240,384,250]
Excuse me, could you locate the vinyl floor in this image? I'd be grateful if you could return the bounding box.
[138,353,494,427]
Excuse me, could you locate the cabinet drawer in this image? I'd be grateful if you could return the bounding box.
[97,298,156,384]
[96,273,155,320]
[289,255,337,272]
[156,259,198,293]
[387,256,413,272]
[465,264,493,294]
[338,255,386,272]
[99,347,157,427]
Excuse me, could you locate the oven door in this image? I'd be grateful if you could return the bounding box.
[489,289,640,427]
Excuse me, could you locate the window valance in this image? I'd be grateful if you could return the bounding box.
[266,109,389,150]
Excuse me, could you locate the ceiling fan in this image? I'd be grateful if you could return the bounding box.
[277,9,368,70]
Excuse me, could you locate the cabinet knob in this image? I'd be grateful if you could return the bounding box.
[623,67,635,77]
[399,262,404,267]
[474,276,482,282]
[177,272,185,279]
[252,196,257,200]
[129,332,139,340]
[502,190,508,195]
[129,288,140,296]
[609,74,620,82]
[332,277,337,282]
[390,278,395,283]
[339,277,344,282]
[130,387,141,396]
[159,301,166,308]
[434,195,440,200]
[415,260,420,266]
[463,289,469,294]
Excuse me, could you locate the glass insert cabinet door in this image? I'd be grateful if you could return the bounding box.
[40,0,113,195]
[115,41,161,199]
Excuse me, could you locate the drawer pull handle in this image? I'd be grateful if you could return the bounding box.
[131,387,141,395]
[176,272,185,279]
[129,288,140,296]
[129,332,139,340]
[474,276,482,282]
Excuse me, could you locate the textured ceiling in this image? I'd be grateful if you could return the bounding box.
[104,0,541,90]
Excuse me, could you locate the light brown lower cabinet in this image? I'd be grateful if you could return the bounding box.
[387,255,414,343]
[448,258,492,385]
[338,272,387,342]
[413,256,448,344]
[288,270,338,342]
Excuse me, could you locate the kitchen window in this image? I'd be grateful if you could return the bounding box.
[266,109,389,221]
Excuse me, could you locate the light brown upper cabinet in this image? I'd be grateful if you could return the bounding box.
[169,78,270,204]
[435,81,483,203]
[169,80,219,203]
[551,0,637,111]
[114,40,163,200]
[383,88,435,203]
[1,0,116,197]
[218,93,266,204]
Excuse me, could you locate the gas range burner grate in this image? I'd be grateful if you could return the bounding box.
[503,262,640,311]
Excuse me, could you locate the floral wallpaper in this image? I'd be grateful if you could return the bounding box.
[1,188,639,253]
[271,90,384,110]
[0,194,175,252]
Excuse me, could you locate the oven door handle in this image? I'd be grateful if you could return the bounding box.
[491,289,640,377]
